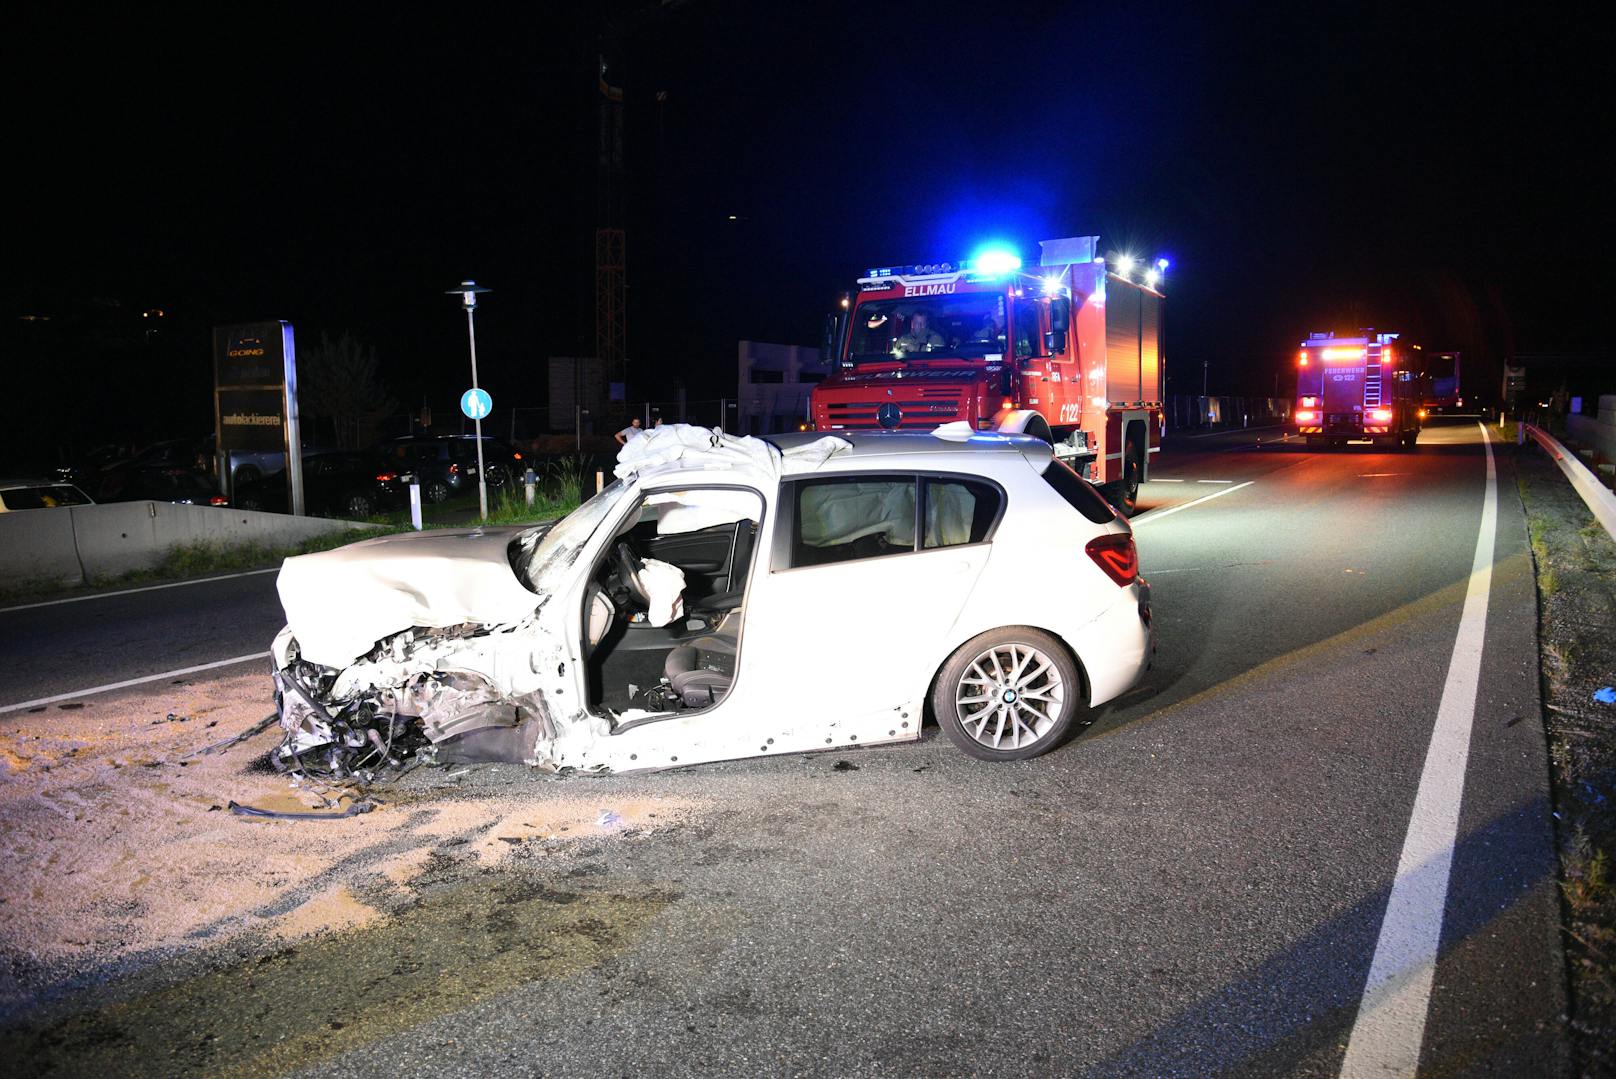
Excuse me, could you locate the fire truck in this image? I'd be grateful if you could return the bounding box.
[1293,330,1427,449]
[809,236,1164,514]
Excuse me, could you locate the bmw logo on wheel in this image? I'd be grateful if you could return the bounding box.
[876,402,902,428]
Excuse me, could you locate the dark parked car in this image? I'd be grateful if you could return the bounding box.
[234,452,407,519]
[376,435,524,504]
[95,465,228,506]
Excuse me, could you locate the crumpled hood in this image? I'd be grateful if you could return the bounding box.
[277,526,546,667]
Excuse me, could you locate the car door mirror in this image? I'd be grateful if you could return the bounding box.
[1044,329,1067,354]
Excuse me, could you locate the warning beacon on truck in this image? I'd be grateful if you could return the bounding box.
[809,236,1165,515]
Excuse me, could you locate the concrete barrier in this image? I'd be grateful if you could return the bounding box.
[0,506,86,586]
[2,502,373,588]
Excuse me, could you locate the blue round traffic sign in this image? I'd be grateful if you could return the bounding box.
[460,387,492,420]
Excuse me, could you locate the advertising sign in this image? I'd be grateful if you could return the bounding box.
[213,321,304,515]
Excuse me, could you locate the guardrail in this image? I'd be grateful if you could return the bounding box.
[1524,423,1616,542]
[0,502,372,588]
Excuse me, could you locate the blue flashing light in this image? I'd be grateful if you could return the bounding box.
[969,247,1023,277]
[1155,257,1170,271]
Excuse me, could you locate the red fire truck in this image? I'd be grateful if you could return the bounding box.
[810,236,1164,514]
[1293,330,1427,449]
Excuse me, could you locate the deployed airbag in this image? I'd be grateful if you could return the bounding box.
[638,557,686,627]
[615,424,850,482]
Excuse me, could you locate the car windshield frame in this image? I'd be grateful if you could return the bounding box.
[848,292,1009,363]
[511,477,631,589]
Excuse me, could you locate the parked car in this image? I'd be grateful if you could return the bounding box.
[376,435,524,503]
[268,423,1152,776]
[234,452,408,519]
[0,479,95,512]
[95,465,228,506]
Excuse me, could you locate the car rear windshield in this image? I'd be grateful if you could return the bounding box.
[1039,460,1117,524]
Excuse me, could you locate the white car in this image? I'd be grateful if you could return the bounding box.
[269,424,1152,775]
[0,479,94,512]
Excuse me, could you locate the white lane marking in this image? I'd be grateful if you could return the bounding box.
[1130,481,1255,528]
[0,568,281,614]
[1340,422,1496,1077]
[1149,478,1187,483]
[1195,479,1234,484]
[0,652,271,715]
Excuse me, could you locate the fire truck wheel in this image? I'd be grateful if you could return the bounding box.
[933,627,1082,761]
[1104,446,1142,516]
[1401,430,1418,450]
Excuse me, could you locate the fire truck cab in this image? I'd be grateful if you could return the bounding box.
[1293,330,1427,449]
[810,236,1164,515]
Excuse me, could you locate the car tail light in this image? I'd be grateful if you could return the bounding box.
[1295,409,1317,422]
[375,472,398,482]
[209,495,229,506]
[1085,533,1138,586]
[1371,408,1393,422]
[512,452,522,460]
[449,463,460,474]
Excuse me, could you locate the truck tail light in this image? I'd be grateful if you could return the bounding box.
[1370,408,1393,422]
[1085,533,1138,586]
[1295,409,1317,422]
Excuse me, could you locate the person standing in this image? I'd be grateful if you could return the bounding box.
[615,416,644,445]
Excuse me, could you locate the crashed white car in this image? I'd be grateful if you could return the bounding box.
[269,424,1151,775]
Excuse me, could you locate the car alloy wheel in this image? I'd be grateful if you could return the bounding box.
[346,494,373,518]
[425,480,451,504]
[934,627,1080,761]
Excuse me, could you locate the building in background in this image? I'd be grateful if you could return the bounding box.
[736,341,830,435]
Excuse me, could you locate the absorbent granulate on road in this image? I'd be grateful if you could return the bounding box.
[0,672,702,1020]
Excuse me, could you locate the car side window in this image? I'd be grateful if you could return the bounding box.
[790,476,917,567]
[922,478,1001,548]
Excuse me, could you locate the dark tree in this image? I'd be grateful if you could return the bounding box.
[298,331,397,449]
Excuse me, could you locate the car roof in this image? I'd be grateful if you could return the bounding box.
[0,478,75,489]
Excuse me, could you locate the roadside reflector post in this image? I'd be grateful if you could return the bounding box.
[595,470,604,494]
[409,480,423,531]
[524,467,536,508]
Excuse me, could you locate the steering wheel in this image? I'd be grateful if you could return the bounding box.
[611,542,652,606]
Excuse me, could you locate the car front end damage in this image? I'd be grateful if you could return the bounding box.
[269,622,568,777]
[268,485,633,778]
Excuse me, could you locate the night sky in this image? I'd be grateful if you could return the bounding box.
[6,2,1605,464]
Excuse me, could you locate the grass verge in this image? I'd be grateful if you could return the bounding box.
[1514,441,1616,1075]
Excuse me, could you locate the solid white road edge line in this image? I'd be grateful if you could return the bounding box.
[1339,422,1497,1078]
[1130,481,1254,528]
[0,567,281,614]
[0,652,272,715]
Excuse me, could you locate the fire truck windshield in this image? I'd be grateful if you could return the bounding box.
[849,293,1007,361]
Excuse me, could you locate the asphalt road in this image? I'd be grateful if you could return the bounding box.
[0,418,1567,1076]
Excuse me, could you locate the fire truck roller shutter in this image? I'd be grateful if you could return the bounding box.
[994,409,1052,444]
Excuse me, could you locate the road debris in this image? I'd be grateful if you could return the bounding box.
[228,798,377,821]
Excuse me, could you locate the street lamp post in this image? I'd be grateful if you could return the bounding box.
[447,280,491,520]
